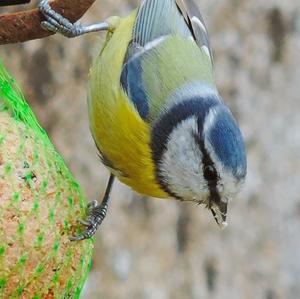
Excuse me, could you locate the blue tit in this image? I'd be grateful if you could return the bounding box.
[39,0,247,240]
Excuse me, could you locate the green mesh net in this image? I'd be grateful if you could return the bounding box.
[0,61,93,298]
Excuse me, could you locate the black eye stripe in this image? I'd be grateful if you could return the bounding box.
[193,132,220,204]
[193,134,217,178]
[204,165,218,181]
[201,148,219,186]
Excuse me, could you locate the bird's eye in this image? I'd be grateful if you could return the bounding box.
[204,165,218,181]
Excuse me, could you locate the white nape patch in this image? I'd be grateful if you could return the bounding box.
[165,81,218,111]
[191,16,207,34]
[203,105,220,136]
[159,117,209,201]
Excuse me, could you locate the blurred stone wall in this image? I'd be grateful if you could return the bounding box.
[1,0,300,298]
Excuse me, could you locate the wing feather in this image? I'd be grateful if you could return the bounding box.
[175,0,213,62]
[132,0,191,46]
[121,0,214,120]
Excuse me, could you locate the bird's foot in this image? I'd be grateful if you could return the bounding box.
[39,0,109,38]
[69,200,109,241]
[39,0,85,37]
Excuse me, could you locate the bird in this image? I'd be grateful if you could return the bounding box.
[39,0,247,241]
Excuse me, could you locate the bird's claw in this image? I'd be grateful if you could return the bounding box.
[69,200,108,241]
[87,199,99,211]
[39,0,84,37]
[78,219,92,226]
[69,221,98,241]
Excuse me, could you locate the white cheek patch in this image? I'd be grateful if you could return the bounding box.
[159,117,209,201]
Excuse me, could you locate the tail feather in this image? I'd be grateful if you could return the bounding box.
[133,0,191,46]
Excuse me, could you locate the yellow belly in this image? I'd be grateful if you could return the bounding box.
[88,12,168,198]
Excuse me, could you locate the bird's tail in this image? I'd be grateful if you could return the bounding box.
[133,0,191,46]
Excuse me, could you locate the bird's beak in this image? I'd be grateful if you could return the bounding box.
[210,200,228,229]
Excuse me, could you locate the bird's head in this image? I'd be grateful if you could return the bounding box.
[151,93,247,227]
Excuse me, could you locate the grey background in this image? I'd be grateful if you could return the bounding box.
[1,0,300,298]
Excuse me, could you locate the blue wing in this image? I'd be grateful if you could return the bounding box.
[120,0,213,120]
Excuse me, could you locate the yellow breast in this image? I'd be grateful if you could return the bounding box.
[88,12,168,198]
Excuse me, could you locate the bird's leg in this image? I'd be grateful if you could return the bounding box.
[69,174,115,241]
[39,0,110,38]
